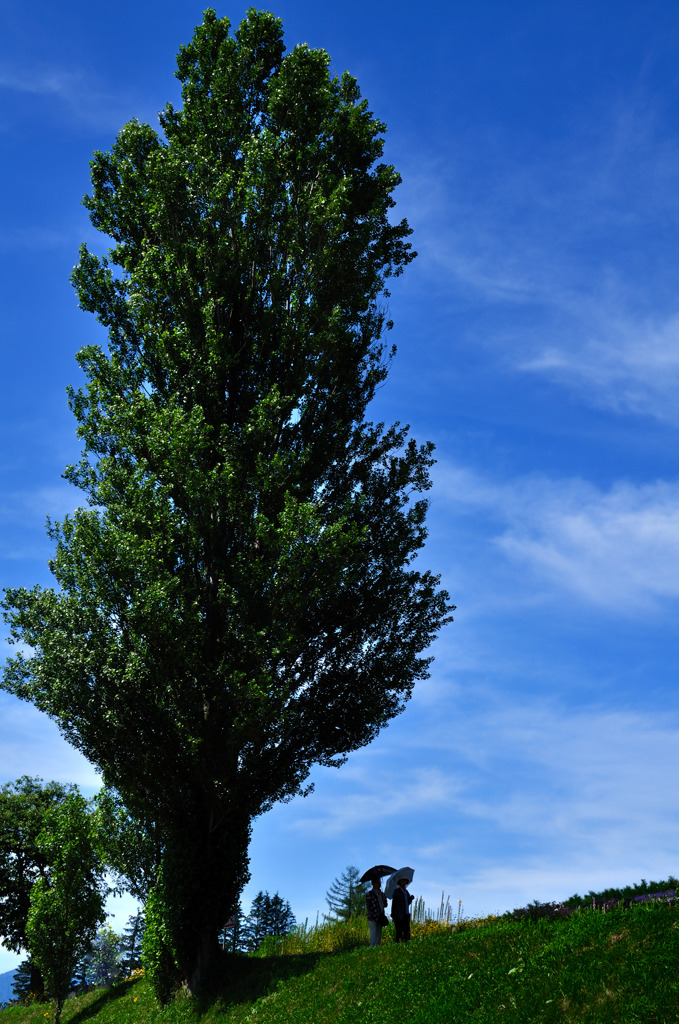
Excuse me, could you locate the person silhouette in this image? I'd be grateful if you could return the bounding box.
[365,877,388,946]
[391,875,414,942]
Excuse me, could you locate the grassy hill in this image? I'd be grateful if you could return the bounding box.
[1,900,678,1023]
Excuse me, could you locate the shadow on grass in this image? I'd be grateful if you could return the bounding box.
[192,950,332,1015]
[66,981,135,1024]
[64,950,332,1023]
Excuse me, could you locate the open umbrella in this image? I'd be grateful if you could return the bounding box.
[385,866,414,900]
[359,864,396,884]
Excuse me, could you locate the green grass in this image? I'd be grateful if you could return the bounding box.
[3,901,679,1024]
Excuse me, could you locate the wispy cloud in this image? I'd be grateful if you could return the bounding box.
[422,700,679,840]
[434,464,679,613]
[393,84,679,424]
[276,693,679,917]
[520,310,679,423]
[0,483,80,529]
[0,62,156,133]
[0,67,84,98]
[423,699,679,912]
[0,224,82,253]
[288,764,462,838]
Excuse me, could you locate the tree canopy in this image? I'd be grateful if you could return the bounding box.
[92,788,160,903]
[1,7,452,999]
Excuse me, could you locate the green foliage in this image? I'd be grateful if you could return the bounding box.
[25,792,106,1024]
[118,912,145,976]
[91,789,160,903]
[565,874,679,908]
[141,878,182,1005]
[325,865,368,921]
[2,900,679,1023]
[241,892,295,952]
[258,913,369,955]
[10,959,46,1004]
[85,926,122,987]
[237,902,679,1023]
[0,778,81,1001]
[254,895,469,955]
[1,6,451,999]
[0,778,76,957]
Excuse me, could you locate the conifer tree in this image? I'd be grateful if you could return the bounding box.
[84,925,122,987]
[241,891,295,951]
[11,959,39,1003]
[325,865,368,920]
[218,905,244,954]
[119,912,145,975]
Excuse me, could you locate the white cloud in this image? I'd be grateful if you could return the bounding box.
[0,62,157,133]
[0,483,80,528]
[429,701,679,839]
[0,67,83,97]
[288,764,462,838]
[0,225,77,252]
[435,464,679,613]
[521,310,679,423]
[431,700,679,913]
[392,86,679,425]
[272,692,679,919]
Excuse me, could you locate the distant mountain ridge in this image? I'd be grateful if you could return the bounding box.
[0,968,17,1005]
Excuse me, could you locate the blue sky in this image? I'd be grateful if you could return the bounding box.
[2,0,679,971]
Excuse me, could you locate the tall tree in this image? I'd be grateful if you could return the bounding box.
[325,865,368,920]
[1,7,452,999]
[0,777,76,997]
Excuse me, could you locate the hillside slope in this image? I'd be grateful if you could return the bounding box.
[1,901,678,1023]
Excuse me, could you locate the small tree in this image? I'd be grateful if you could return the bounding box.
[241,891,295,951]
[85,925,121,987]
[326,865,368,920]
[0,777,76,997]
[26,793,106,1024]
[11,959,42,1003]
[119,911,145,975]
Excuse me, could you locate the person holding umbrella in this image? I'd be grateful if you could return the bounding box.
[360,865,394,946]
[385,867,415,943]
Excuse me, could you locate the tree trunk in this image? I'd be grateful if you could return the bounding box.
[29,961,44,998]
[146,807,251,999]
[186,928,220,996]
